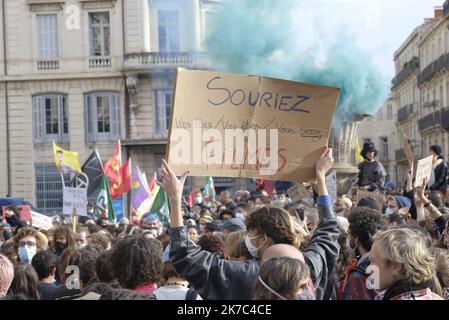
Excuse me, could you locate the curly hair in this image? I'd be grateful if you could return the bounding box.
[246,206,300,248]
[197,234,224,257]
[50,226,75,252]
[347,207,386,252]
[13,227,42,252]
[109,236,163,289]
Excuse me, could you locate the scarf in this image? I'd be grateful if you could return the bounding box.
[382,280,433,300]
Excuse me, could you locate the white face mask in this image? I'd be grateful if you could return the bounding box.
[195,196,203,204]
[385,207,395,215]
[245,235,262,258]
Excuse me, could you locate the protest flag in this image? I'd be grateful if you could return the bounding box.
[95,175,115,222]
[53,142,82,174]
[354,137,364,162]
[122,159,131,194]
[79,149,103,197]
[104,141,124,200]
[188,189,195,207]
[150,188,170,228]
[148,172,156,192]
[203,177,215,207]
[130,165,152,222]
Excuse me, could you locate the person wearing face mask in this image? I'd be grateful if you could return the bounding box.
[337,207,386,300]
[161,146,340,300]
[50,227,75,257]
[384,195,411,216]
[235,203,250,221]
[31,250,58,300]
[13,227,42,264]
[253,244,315,300]
[75,230,89,249]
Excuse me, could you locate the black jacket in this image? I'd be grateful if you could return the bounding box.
[429,159,448,191]
[357,160,386,192]
[169,195,340,300]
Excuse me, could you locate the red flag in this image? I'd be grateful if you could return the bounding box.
[188,189,195,207]
[148,172,156,192]
[255,179,275,196]
[122,159,131,194]
[104,141,122,200]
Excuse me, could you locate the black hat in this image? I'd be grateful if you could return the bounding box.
[430,145,442,156]
[360,142,377,159]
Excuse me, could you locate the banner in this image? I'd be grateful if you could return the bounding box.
[414,155,433,188]
[30,211,53,230]
[2,205,32,222]
[167,69,340,183]
[63,187,88,216]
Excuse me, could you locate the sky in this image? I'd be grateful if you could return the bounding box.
[293,0,445,81]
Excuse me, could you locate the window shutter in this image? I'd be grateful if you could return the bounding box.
[59,96,69,143]
[33,97,44,144]
[85,94,93,142]
[110,93,120,140]
[157,91,165,133]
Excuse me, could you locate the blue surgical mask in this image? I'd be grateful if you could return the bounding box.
[385,207,395,215]
[18,245,36,263]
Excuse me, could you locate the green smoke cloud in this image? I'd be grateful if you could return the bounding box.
[205,0,388,127]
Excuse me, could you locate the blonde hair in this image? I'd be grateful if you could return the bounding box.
[373,228,435,285]
[224,231,246,259]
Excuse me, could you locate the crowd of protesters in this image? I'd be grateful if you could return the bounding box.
[0,145,448,300]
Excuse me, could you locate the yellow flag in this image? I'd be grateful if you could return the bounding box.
[53,142,82,174]
[355,138,364,162]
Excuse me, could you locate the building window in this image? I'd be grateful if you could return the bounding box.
[37,14,59,59]
[387,105,393,120]
[158,10,179,52]
[381,137,388,161]
[33,95,68,144]
[89,12,110,57]
[84,92,120,142]
[35,163,70,215]
[154,90,172,134]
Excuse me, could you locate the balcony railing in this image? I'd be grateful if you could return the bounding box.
[395,149,406,161]
[89,56,111,69]
[37,59,59,71]
[397,104,415,122]
[392,57,419,89]
[418,53,449,85]
[123,52,211,70]
[418,107,449,132]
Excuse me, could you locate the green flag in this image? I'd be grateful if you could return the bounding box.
[203,176,215,207]
[95,175,115,222]
[150,188,170,228]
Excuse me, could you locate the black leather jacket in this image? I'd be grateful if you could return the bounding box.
[169,195,340,300]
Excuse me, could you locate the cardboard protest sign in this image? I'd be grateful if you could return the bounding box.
[325,171,337,204]
[356,190,384,207]
[167,69,340,182]
[414,156,433,188]
[287,183,310,203]
[30,211,53,230]
[63,187,88,216]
